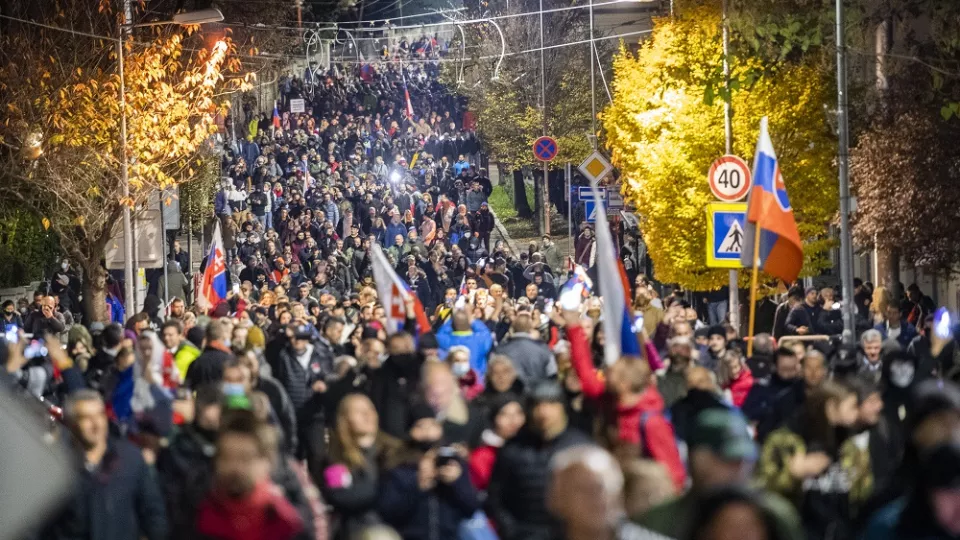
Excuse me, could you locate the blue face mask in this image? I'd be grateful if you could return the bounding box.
[223,383,246,397]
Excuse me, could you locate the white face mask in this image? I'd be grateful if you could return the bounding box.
[451,362,470,377]
[61,262,69,271]
[890,361,915,388]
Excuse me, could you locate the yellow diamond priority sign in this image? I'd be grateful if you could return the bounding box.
[578,151,613,183]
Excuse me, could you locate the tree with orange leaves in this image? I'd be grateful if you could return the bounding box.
[0,0,250,321]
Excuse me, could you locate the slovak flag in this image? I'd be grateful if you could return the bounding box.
[272,101,281,129]
[403,83,415,119]
[199,220,228,312]
[740,117,803,283]
[458,275,468,297]
[370,244,430,335]
[589,185,643,366]
[401,70,415,118]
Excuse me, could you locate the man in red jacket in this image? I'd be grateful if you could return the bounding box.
[562,311,686,491]
[194,410,306,540]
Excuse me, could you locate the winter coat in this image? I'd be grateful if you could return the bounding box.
[158,269,191,304]
[758,414,873,540]
[723,367,755,408]
[485,426,592,540]
[493,333,557,385]
[320,435,401,540]
[656,369,688,409]
[741,374,804,442]
[436,319,494,378]
[46,438,168,540]
[468,429,507,491]
[568,325,686,491]
[378,453,480,540]
[873,321,919,349]
[193,482,307,540]
[156,425,217,538]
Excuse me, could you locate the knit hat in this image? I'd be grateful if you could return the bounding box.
[707,325,726,339]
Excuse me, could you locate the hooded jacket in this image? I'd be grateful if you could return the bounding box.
[567,325,686,491]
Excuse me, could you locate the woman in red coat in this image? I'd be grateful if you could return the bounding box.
[718,348,755,408]
[468,394,526,491]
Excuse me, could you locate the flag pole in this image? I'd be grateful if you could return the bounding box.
[746,223,762,356]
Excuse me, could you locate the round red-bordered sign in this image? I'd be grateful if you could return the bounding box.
[707,155,752,202]
[533,136,559,162]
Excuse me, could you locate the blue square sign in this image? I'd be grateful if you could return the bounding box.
[705,202,747,268]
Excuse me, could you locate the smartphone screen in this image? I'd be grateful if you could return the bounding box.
[934,308,953,340]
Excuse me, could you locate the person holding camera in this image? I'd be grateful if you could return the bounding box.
[378,403,480,540]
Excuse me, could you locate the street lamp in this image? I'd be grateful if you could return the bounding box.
[117,7,224,318]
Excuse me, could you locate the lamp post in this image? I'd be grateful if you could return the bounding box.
[117,6,224,318]
[835,0,856,345]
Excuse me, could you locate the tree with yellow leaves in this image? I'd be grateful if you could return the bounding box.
[0,0,248,321]
[602,3,837,290]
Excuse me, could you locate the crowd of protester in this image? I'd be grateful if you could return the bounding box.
[6,36,960,540]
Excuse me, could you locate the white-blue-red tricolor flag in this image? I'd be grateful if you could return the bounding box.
[741,117,803,283]
[199,221,228,312]
[589,185,642,366]
[371,244,430,335]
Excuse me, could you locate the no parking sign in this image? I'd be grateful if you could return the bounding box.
[533,136,559,162]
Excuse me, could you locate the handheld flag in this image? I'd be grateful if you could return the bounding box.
[589,186,642,366]
[272,102,281,129]
[401,65,415,118]
[740,117,803,283]
[199,221,228,312]
[370,245,430,335]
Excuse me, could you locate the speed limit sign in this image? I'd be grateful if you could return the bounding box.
[707,155,752,202]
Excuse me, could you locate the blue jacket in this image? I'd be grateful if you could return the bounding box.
[874,321,918,348]
[436,319,493,377]
[378,457,480,540]
[384,222,408,247]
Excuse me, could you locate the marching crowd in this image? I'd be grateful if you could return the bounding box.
[6,37,960,540]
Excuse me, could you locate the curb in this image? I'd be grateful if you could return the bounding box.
[487,206,519,256]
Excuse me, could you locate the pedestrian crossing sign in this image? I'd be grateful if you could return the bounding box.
[584,199,603,223]
[705,202,747,268]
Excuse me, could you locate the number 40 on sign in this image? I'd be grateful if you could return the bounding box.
[707,155,752,202]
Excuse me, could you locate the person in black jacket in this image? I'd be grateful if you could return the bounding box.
[184,322,235,389]
[270,324,332,467]
[156,385,222,538]
[486,381,592,540]
[784,287,822,337]
[47,389,168,540]
[378,403,481,540]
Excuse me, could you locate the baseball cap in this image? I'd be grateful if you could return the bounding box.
[688,409,758,461]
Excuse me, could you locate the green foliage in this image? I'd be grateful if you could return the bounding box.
[0,205,60,288]
[603,4,838,290]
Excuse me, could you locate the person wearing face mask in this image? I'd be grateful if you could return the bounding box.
[447,345,483,401]
[881,349,922,427]
[1,300,23,331]
[378,403,480,540]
